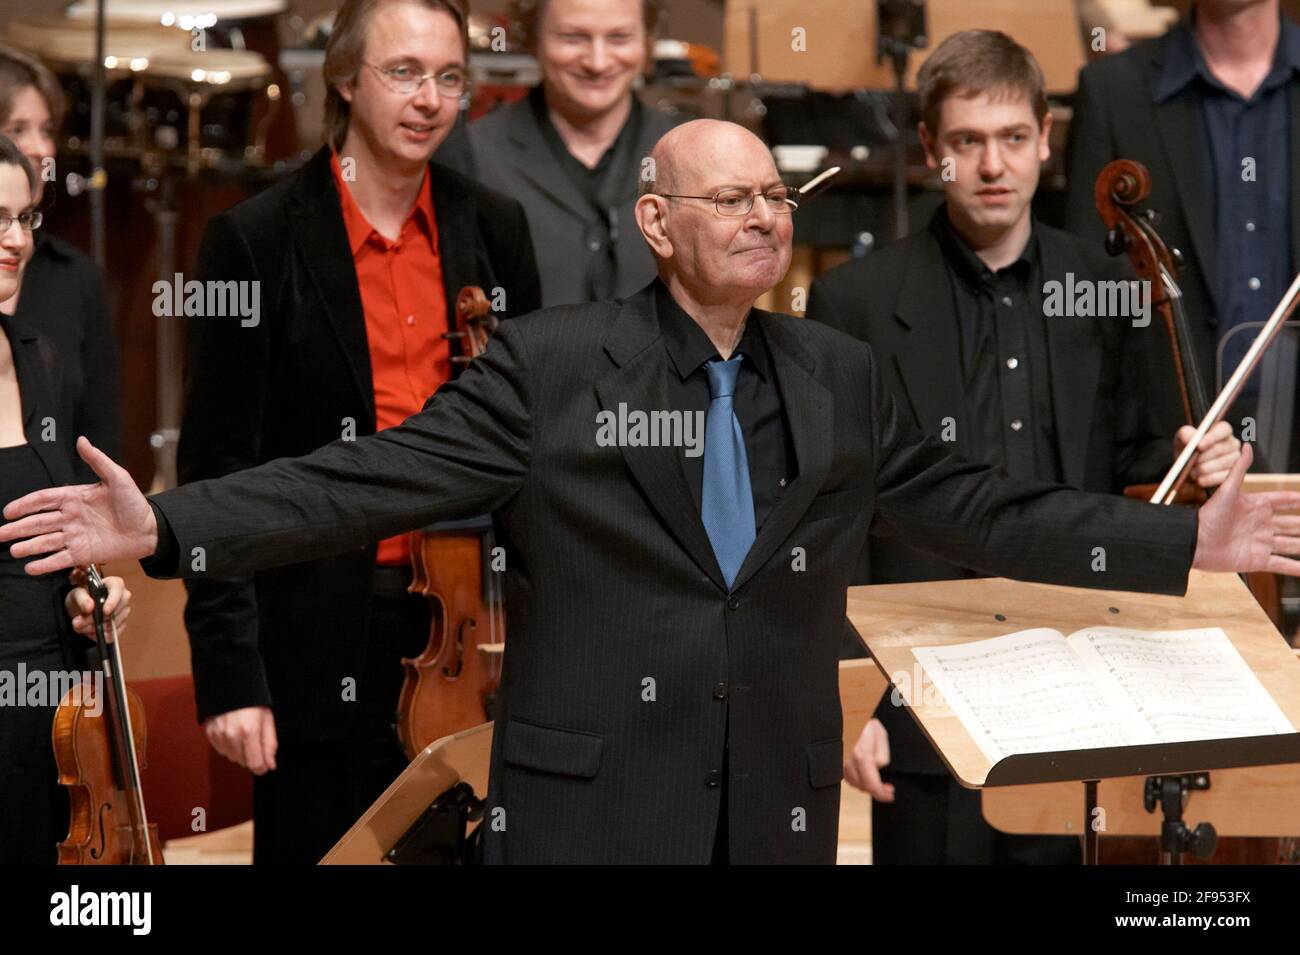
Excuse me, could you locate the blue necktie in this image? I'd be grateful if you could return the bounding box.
[701,356,756,588]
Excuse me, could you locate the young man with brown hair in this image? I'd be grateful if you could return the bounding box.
[180,0,540,863]
[807,29,1240,865]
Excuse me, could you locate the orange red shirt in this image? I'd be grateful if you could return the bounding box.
[330,152,450,566]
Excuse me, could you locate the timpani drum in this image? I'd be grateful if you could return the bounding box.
[140,47,275,170]
[2,16,191,154]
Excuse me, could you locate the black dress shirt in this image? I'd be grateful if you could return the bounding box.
[1154,15,1300,391]
[655,281,795,531]
[931,210,1063,483]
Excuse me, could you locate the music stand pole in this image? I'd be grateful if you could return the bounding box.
[875,1,927,241]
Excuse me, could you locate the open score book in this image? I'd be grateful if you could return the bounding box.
[911,627,1296,766]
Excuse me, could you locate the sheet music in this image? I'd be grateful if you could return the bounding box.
[1068,627,1295,742]
[912,629,1152,765]
[912,626,1294,767]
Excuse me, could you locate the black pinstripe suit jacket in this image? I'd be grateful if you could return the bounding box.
[145,281,1198,863]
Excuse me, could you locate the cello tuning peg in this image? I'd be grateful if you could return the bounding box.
[1104,228,1127,257]
[1171,246,1185,268]
[1141,208,1161,227]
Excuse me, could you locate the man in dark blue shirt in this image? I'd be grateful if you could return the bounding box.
[1067,0,1300,474]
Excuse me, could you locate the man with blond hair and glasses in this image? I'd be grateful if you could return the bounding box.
[178,0,539,863]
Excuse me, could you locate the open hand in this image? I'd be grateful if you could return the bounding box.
[0,437,157,575]
[1192,443,1300,575]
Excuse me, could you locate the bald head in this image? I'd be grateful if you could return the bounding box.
[636,120,793,308]
[646,119,775,197]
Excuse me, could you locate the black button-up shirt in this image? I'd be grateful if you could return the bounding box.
[931,210,1063,483]
[1154,15,1300,390]
[656,282,795,530]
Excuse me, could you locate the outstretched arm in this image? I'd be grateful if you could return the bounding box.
[864,345,1300,591]
[2,320,534,578]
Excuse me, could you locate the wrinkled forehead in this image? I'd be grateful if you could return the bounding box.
[671,132,781,194]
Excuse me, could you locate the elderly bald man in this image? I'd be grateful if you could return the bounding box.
[5,121,1300,865]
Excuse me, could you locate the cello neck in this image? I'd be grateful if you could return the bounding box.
[1161,266,1212,425]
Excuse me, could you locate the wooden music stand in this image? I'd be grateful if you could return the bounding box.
[847,571,1300,864]
[1244,474,1300,494]
[840,656,888,764]
[321,722,493,865]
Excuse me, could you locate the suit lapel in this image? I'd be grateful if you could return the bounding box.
[506,102,591,223]
[891,234,968,442]
[595,288,726,590]
[1038,232,1100,487]
[287,148,375,427]
[729,314,833,592]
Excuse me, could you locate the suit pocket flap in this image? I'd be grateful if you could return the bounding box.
[505,719,603,778]
[806,738,844,789]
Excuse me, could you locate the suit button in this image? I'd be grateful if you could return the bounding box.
[705,770,722,788]
[727,595,740,611]
[713,682,728,701]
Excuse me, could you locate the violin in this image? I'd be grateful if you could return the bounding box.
[395,286,506,758]
[52,565,164,864]
[1095,160,1292,865]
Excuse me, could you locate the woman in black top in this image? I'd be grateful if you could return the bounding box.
[0,46,120,471]
[0,135,131,864]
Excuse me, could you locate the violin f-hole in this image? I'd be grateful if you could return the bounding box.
[443,617,476,680]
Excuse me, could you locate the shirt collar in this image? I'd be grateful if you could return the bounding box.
[329,149,437,257]
[930,206,1038,291]
[1155,10,1300,103]
[529,84,644,178]
[655,280,771,383]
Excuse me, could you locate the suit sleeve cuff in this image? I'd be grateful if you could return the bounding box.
[139,499,181,578]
